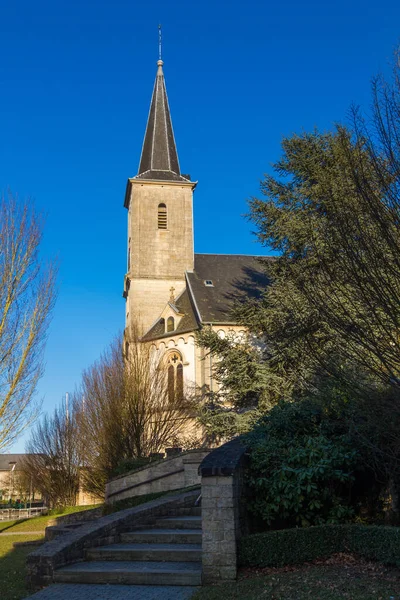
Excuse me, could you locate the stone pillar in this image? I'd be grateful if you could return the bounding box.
[199,437,248,584]
[201,475,238,582]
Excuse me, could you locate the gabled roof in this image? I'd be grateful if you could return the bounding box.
[135,60,190,184]
[186,254,272,324]
[141,288,199,341]
[0,454,30,471]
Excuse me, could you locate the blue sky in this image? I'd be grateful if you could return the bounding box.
[1,0,399,451]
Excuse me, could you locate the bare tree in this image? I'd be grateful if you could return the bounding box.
[23,400,81,507]
[76,329,196,497]
[0,192,57,450]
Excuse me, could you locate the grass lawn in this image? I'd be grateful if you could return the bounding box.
[192,555,400,600]
[0,505,103,599]
[0,504,100,534]
[0,534,44,600]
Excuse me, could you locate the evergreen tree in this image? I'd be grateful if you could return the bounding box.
[197,57,400,455]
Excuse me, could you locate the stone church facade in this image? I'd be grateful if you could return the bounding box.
[123,58,266,398]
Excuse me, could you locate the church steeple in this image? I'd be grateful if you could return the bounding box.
[137,60,188,182]
[124,50,196,334]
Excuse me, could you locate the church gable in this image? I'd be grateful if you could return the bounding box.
[141,288,199,342]
[159,299,185,331]
[140,254,271,342]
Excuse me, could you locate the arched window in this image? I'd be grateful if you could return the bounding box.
[167,316,175,332]
[176,363,183,400]
[166,352,184,402]
[168,365,175,402]
[158,203,167,229]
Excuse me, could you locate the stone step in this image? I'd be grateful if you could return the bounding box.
[155,516,202,530]
[121,529,202,545]
[86,542,202,562]
[24,584,200,599]
[178,506,202,517]
[54,560,202,586]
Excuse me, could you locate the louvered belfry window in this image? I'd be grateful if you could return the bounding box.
[158,203,167,229]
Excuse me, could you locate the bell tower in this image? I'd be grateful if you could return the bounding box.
[123,58,197,335]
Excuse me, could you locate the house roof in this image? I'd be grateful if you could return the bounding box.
[135,60,190,184]
[0,454,29,471]
[186,254,271,324]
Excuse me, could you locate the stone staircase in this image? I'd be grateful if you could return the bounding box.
[53,507,202,587]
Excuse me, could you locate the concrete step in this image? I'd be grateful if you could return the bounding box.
[24,584,200,599]
[86,542,202,562]
[177,506,202,517]
[155,516,202,530]
[121,529,202,545]
[54,560,202,586]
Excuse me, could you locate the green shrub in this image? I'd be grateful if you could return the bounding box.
[245,397,380,528]
[239,524,400,568]
[349,525,400,565]
[239,525,346,567]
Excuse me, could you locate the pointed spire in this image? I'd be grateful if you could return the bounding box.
[137,59,189,182]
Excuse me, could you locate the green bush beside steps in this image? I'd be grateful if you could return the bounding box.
[239,524,400,568]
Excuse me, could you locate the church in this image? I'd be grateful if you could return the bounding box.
[123,58,266,398]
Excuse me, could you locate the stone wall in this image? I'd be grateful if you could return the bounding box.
[199,437,249,584]
[27,489,199,591]
[105,449,210,503]
[47,505,104,527]
[44,506,105,540]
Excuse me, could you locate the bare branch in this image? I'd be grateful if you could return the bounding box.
[76,326,196,497]
[0,192,57,450]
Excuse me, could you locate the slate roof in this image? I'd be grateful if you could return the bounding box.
[187,254,271,324]
[141,254,272,340]
[0,454,29,471]
[141,288,199,341]
[136,61,190,184]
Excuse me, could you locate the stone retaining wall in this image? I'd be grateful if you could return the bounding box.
[105,449,210,503]
[26,489,199,592]
[46,505,104,527]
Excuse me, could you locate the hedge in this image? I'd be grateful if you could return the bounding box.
[239,525,400,568]
[350,525,400,565]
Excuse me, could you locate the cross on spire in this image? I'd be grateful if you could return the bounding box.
[158,24,162,61]
[170,286,175,302]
